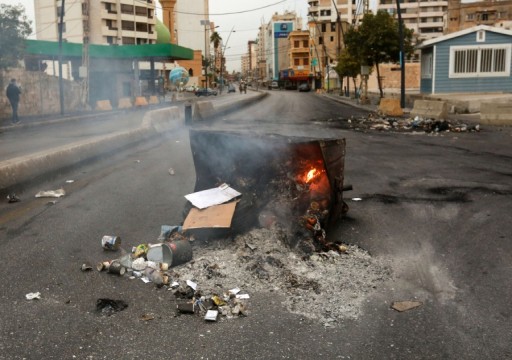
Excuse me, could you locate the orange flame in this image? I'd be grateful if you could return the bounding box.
[305,168,318,183]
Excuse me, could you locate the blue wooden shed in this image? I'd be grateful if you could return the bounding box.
[418,25,512,94]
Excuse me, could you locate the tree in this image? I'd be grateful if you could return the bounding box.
[0,4,32,70]
[210,31,222,75]
[344,10,415,98]
[335,49,363,97]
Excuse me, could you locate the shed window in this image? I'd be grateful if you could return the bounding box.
[449,44,511,78]
[421,52,432,78]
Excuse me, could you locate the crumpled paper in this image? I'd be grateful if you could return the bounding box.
[35,188,65,198]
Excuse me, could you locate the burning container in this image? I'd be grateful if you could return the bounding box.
[186,129,349,253]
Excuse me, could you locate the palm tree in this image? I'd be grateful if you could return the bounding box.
[210,31,222,76]
[210,31,222,52]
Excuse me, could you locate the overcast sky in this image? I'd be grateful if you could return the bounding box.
[209,0,310,72]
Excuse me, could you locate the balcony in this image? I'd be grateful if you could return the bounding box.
[418,21,444,28]
[101,9,118,20]
[102,26,118,36]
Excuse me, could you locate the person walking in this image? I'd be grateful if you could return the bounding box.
[6,79,21,124]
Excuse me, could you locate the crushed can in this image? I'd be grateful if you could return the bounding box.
[101,235,121,251]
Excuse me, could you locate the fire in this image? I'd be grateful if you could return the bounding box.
[304,168,318,183]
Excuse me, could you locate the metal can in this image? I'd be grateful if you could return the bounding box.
[101,235,121,251]
[107,260,126,275]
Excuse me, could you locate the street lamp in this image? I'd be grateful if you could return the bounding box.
[220,26,236,94]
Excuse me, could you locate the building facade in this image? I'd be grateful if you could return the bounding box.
[262,11,303,82]
[446,0,512,33]
[282,31,312,87]
[377,0,448,40]
[35,0,157,45]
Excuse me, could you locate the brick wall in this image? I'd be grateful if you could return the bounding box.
[367,63,420,92]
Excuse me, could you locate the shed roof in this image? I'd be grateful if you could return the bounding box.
[24,39,194,61]
[418,25,512,49]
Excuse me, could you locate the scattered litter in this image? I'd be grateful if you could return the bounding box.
[134,160,141,163]
[186,280,197,291]
[96,298,128,316]
[140,313,155,321]
[65,180,74,183]
[204,310,218,321]
[101,235,121,251]
[229,287,241,295]
[177,302,195,314]
[6,193,20,203]
[236,294,250,300]
[35,188,65,198]
[47,201,57,205]
[245,242,257,251]
[185,183,241,209]
[80,263,93,272]
[341,113,482,135]
[168,168,175,176]
[391,300,423,312]
[351,198,362,201]
[25,292,41,300]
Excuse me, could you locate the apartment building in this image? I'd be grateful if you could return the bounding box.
[446,0,512,33]
[286,30,312,86]
[34,0,157,45]
[256,25,267,84]
[307,0,366,26]
[262,11,303,82]
[377,0,448,40]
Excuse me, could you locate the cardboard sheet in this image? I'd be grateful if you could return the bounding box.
[182,201,237,230]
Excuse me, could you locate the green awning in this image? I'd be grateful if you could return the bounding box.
[24,39,193,60]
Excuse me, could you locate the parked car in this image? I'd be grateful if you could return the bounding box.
[298,83,311,92]
[227,84,236,93]
[195,88,218,97]
[184,85,197,92]
[271,81,279,90]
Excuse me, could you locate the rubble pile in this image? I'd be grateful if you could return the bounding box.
[342,114,481,133]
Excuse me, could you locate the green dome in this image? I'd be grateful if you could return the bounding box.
[156,19,171,44]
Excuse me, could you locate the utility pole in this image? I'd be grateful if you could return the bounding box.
[396,0,405,108]
[58,0,65,115]
[80,0,90,109]
[331,0,347,96]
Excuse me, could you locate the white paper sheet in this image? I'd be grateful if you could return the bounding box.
[184,183,241,209]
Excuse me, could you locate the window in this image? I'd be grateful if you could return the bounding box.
[294,40,300,48]
[294,58,300,66]
[330,36,334,42]
[319,36,323,45]
[477,30,485,42]
[467,13,474,20]
[331,23,336,32]
[303,40,308,47]
[321,23,326,32]
[421,52,432,78]
[450,44,511,78]
[303,58,309,66]
[122,21,135,31]
[120,4,134,14]
[481,13,489,21]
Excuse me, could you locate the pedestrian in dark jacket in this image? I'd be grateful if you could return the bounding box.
[6,79,21,124]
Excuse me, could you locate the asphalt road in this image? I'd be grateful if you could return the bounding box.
[0,90,511,359]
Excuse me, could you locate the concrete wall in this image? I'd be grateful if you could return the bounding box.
[0,69,82,121]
